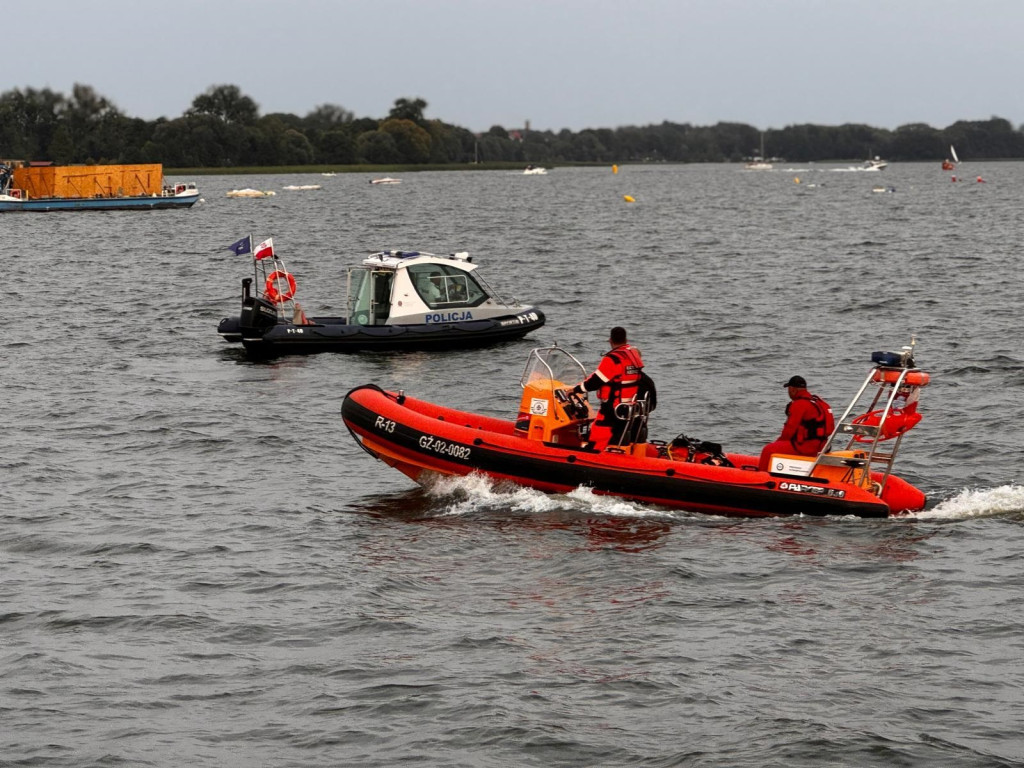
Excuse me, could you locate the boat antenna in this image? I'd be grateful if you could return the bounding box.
[900,334,918,367]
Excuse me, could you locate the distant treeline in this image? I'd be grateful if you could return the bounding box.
[2,83,1023,168]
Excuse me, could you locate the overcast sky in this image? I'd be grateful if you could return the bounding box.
[7,0,1023,133]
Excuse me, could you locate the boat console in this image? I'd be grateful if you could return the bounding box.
[514,346,594,446]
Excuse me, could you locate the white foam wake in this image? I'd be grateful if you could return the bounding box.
[422,472,677,519]
[911,484,1024,520]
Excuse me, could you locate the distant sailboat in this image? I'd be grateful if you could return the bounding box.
[942,145,958,171]
[745,132,772,170]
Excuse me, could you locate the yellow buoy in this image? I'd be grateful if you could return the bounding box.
[612,164,619,174]
[623,195,635,203]
[794,177,800,184]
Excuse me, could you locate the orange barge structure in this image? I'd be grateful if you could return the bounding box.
[0,163,198,211]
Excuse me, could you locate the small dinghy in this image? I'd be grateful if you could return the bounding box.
[218,238,545,358]
[342,342,929,519]
[226,188,275,198]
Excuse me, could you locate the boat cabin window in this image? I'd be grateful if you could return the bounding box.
[347,268,393,325]
[407,264,487,309]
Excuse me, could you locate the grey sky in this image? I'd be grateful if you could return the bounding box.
[8,0,1023,133]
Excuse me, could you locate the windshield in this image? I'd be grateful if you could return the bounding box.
[520,346,586,391]
[347,268,371,325]
[407,263,488,309]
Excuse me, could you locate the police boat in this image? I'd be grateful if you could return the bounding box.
[218,246,545,358]
[341,341,929,519]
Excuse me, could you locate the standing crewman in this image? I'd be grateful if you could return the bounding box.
[571,327,646,450]
[758,375,835,471]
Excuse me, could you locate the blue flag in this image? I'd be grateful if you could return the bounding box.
[227,235,252,256]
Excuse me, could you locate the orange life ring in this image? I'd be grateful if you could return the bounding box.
[265,270,296,303]
[871,369,930,386]
[852,405,922,442]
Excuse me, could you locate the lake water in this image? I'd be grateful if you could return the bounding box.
[3,163,1023,767]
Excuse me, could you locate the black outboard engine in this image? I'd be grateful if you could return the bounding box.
[238,277,280,337]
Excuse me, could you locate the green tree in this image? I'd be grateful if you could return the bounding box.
[0,87,65,159]
[319,129,357,164]
[388,97,428,126]
[62,84,121,160]
[379,118,431,163]
[357,130,401,164]
[891,123,943,160]
[48,124,74,163]
[188,84,259,125]
[305,103,354,131]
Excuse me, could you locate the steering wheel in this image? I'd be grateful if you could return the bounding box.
[555,389,589,420]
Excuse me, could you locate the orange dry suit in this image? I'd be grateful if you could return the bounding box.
[783,393,834,454]
[575,344,645,449]
[758,391,835,471]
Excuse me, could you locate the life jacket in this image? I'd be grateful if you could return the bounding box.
[789,394,834,452]
[595,345,644,422]
[598,345,643,400]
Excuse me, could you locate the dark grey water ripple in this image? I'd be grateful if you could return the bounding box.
[3,164,1024,767]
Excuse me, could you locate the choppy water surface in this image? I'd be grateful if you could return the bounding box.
[3,163,1023,767]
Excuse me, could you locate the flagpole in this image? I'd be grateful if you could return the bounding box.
[272,236,288,321]
[250,233,262,295]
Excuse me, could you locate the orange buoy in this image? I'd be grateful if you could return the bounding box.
[265,270,297,303]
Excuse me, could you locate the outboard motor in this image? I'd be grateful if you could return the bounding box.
[238,277,280,336]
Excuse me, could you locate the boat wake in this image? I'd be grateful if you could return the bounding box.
[422,471,682,520]
[421,474,1024,524]
[910,484,1024,520]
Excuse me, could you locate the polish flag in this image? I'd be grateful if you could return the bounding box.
[253,238,275,260]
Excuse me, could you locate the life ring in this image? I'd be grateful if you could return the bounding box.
[871,369,930,386]
[852,406,922,442]
[265,271,296,303]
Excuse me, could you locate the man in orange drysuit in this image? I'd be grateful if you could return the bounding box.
[758,375,835,471]
[571,327,645,450]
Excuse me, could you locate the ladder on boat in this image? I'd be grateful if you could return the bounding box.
[812,339,928,496]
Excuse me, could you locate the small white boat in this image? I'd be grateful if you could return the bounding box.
[370,177,401,185]
[321,172,337,177]
[226,188,276,198]
[861,157,888,171]
[523,165,547,175]
[745,132,773,170]
[282,184,322,191]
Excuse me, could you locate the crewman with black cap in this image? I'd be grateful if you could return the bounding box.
[757,375,835,471]
[571,326,645,450]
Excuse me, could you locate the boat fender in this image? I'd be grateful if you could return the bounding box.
[265,271,297,303]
